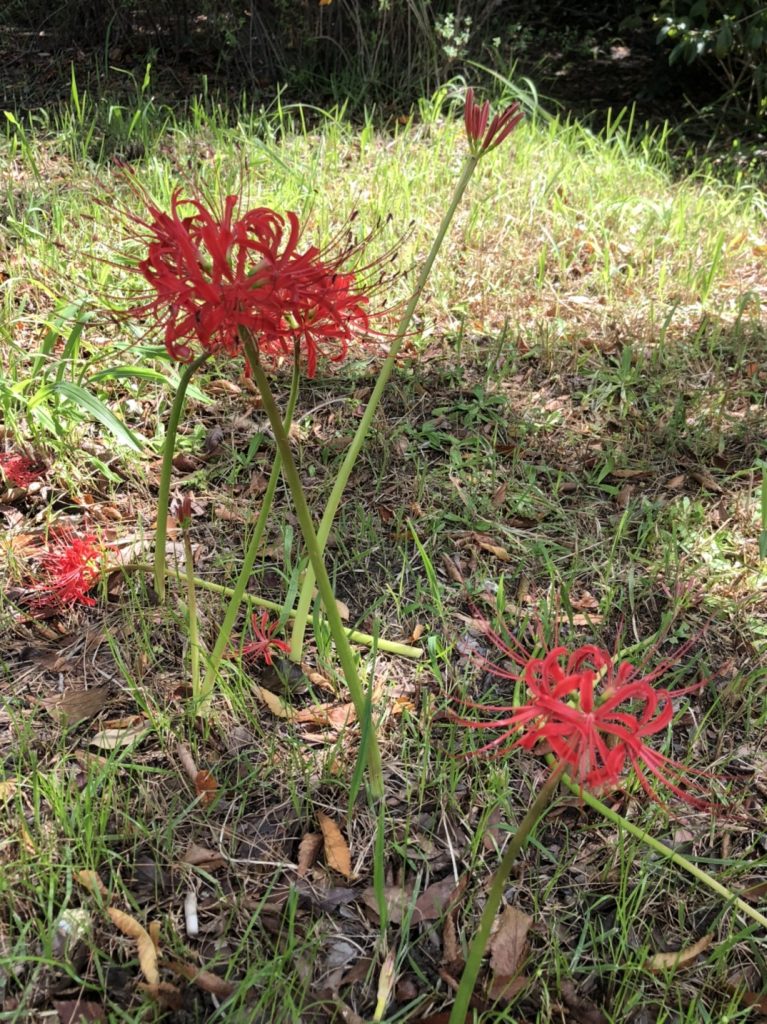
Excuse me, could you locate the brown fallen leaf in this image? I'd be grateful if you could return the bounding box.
[361,885,412,924]
[689,469,724,493]
[558,979,608,1024]
[473,535,511,562]
[41,685,109,726]
[296,832,323,877]
[615,483,634,508]
[486,973,527,1003]
[194,770,218,807]
[107,908,160,985]
[646,933,713,972]
[54,999,106,1023]
[136,982,183,1010]
[180,844,227,870]
[253,684,297,720]
[0,779,16,802]
[317,812,352,879]
[667,473,687,489]
[295,701,356,731]
[76,870,108,898]
[414,874,467,923]
[166,960,235,997]
[488,905,532,977]
[491,482,508,507]
[90,720,149,750]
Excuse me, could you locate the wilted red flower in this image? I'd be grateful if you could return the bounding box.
[242,611,291,667]
[30,529,104,611]
[0,452,44,489]
[452,625,713,809]
[127,187,371,375]
[464,87,524,155]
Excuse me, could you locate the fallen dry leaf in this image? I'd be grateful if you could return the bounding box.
[90,720,149,750]
[180,844,227,871]
[488,905,532,977]
[473,535,511,562]
[646,933,713,972]
[76,870,108,898]
[689,469,723,493]
[41,685,109,725]
[361,885,412,924]
[295,701,355,731]
[486,973,527,1003]
[253,684,297,720]
[194,770,218,807]
[667,473,687,489]
[414,874,467,923]
[296,832,323,877]
[166,960,235,997]
[317,812,352,878]
[107,908,160,985]
[54,999,106,1023]
[0,779,16,802]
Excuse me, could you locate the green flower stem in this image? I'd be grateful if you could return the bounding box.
[155,353,210,602]
[242,333,385,798]
[198,356,301,703]
[289,152,482,661]
[181,526,202,708]
[560,773,767,931]
[449,768,564,1024]
[126,564,424,659]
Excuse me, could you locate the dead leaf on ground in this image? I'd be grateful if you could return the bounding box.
[41,685,109,725]
[608,468,650,479]
[54,999,106,1023]
[689,469,724,493]
[180,844,227,870]
[414,874,467,923]
[667,473,687,489]
[559,980,608,1024]
[473,534,511,562]
[488,905,532,977]
[76,870,108,898]
[194,771,218,807]
[317,812,352,879]
[107,908,160,985]
[166,960,236,997]
[0,779,16,802]
[253,684,297,720]
[646,933,713,972]
[90,719,149,750]
[295,701,356,731]
[296,832,323,877]
[361,885,412,924]
[486,973,527,1003]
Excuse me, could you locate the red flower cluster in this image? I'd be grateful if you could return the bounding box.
[453,625,711,808]
[464,88,524,155]
[0,452,44,489]
[129,189,370,375]
[242,611,291,667]
[30,529,104,611]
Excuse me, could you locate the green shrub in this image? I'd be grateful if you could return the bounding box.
[655,0,767,113]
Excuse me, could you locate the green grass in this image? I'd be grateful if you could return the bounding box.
[0,81,765,1022]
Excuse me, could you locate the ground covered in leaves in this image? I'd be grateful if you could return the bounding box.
[0,91,766,1024]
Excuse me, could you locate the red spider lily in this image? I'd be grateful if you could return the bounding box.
[0,452,44,489]
[241,611,291,667]
[127,187,372,374]
[464,88,524,155]
[29,529,104,611]
[452,624,713,809]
